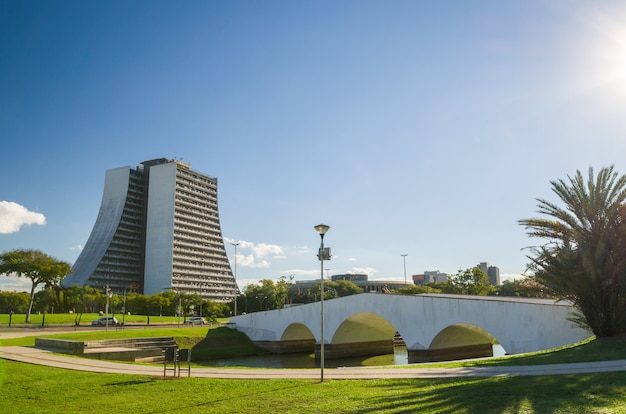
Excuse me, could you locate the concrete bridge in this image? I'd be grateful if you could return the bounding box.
[230,293,591,363]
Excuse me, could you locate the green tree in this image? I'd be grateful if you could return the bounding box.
[33,288,57,313]
[332,280,364,297]
[203,300,229,320]
[0,291,30,313]
[82,285,104,313]
[495,278,551,298]
[243,279,283,312]
[62,284,85,313]
[0,249,71,322]
[519,166,626,337]
[396,284,442,295]
[158,291,178,315]
[275,276,293,307]
[446,267,494,296]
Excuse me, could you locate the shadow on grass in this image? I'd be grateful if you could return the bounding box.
[190,327,269,361]
[103,379,157,386]
[356,373,626,413]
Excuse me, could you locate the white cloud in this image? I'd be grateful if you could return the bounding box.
[0,275,32,292]
[295,246,310,254]
[349,267,377,276]
[229,239,284,269]
[224,237,254,250]
[237,253,271,269]
[68,244,83,252]
[282,269,319,278]
[252,243,283,258]
[501,272,531,282]
[0,201,46,234]
[237,240,254,249]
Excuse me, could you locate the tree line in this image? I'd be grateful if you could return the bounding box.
[3,166,626,338]
[236,268,549,314]
[0,283,230,320]
[0,258,540,319]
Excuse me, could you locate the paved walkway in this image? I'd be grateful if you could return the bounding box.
[2,345,626,379]
[3,327,626,379]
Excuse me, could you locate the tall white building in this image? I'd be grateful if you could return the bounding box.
[62,158,237,301]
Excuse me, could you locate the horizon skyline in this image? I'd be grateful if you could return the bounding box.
[2,1,626,294]
[1,196,511,292]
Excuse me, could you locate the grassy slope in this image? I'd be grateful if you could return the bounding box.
[3,326,625,367]
[1,361,625,413]
[3,324,626,412]
[0,326,270,362]
[435,336,626,368]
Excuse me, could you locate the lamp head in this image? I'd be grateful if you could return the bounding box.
[314,224,330,236]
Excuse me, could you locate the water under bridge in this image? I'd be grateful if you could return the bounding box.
[229,293,591,363]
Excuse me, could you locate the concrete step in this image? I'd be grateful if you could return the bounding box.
[36,337,179,362]
[84,337,177,350]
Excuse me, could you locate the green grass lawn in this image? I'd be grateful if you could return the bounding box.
[429,336,626,368]
[0,326,269,362]
[3,321,626,412]
[1,360,625,413]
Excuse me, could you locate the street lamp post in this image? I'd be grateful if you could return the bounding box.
[122,287,127,328]
[314,223,330,383]
[199,289,203,319]
[105,284,111,332]
[256,295,266,311]
[232,242,239,317]
[176,288,181,328]
[401,254,408,285]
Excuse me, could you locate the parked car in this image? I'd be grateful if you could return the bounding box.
[91,316,119,326]
[184,317,206,325]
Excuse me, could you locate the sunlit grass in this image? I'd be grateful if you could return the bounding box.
[3,321,626,412]
[408,336,626,369]
[1,360,626,413]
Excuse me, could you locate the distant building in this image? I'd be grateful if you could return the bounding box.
[290,274,413,298]
[331,274,368,282]
[413,270,449,285]
[477,262,501,286]
[61,158,237,301]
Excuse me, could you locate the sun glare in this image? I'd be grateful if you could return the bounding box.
[574,5,626,99]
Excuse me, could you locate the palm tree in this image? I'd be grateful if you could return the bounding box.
[519,166,626,337]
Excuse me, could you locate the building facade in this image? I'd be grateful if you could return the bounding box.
[413,270,450,285]
[62,158,237,301]
[477,262,501,286]
[290,274,413,299]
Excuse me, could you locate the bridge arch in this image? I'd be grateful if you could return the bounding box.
[281,323,315,342]
[405,323,503,363]
[331,312,397,343]
[250,322,318,354]
[430,323,498,349]
[231,293,590,363]
[325,312,399,359]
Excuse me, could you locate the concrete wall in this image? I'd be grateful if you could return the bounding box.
[143,162,177,296]
[230,293,591,360]
[35,338,85,355]
[62,167,131,288]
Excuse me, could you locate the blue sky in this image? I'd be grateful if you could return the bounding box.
[2,1,626,292]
